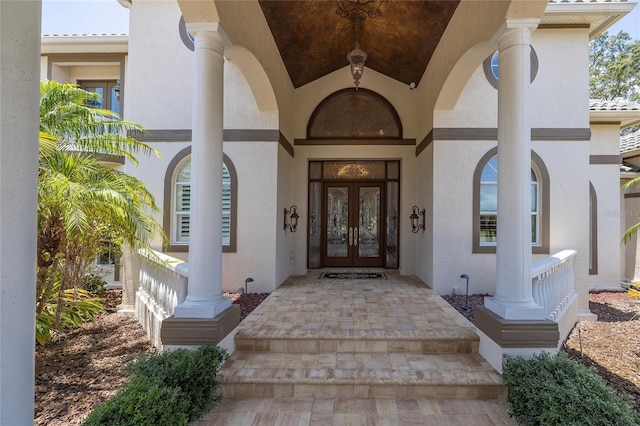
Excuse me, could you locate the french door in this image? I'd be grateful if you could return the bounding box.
[307,160,400,269]
[323,182,385,267]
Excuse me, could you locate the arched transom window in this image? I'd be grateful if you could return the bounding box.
[307,89,402,139]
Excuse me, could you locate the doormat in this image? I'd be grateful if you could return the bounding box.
[319,272,386,280]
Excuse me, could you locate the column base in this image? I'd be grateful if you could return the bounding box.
[174,294,232,319]
[484,296,546,320]
[116,303,136,318]
[161,304,240,347]
[577,308,598,322]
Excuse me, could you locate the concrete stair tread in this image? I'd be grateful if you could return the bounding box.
[234,335,479,354]
[220,352,503,386]
[234,328,479,340]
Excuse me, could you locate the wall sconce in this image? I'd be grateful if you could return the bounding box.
[410,206,425,233]
[284,205,299,232]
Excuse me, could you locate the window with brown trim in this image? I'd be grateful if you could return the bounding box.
[77,80,121,114]
[163,147,237,252]
[472,147,550,254]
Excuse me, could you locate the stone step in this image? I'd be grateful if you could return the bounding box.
[234,336,479,354]
[219,352,506,401]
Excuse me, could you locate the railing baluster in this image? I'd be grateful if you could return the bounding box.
[531,250,577,321]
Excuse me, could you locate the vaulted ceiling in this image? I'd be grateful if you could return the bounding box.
[258,0,460,88]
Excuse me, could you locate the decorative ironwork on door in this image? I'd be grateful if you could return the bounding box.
[308,160,399,269]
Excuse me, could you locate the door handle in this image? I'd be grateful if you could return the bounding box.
[354,227,358,246]
[348,227,353,246]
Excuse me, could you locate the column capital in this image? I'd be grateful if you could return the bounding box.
[186,22,232,51]
[491,18,540,50]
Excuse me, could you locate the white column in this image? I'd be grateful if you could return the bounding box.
[174,24,231,318]
[485,19,546,320]
[0,1,40,423]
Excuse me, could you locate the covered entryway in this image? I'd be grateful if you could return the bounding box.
[308,160,400,269]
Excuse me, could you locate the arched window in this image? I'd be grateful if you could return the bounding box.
[164,147,237,252]
[307,89,402,139]
[473,147,549,254]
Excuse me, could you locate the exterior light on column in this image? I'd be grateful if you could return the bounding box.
[284,205,299,232]
[410,206,425,233]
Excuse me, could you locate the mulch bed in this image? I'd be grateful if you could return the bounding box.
[34,290,269,425]
[444,290,640,413]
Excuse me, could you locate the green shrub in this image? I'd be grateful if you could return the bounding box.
[84,345,228,426]
[83,380,189,426]
[81,270,108,293]
[503,352,638,426]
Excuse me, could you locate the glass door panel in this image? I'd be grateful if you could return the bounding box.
[358,186,380,258]
[326,186,349,258]
[323,183,384,267]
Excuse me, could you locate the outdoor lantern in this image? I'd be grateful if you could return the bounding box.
[284,205,299,232]
[347,42,367,90]
[336,0,386,89]
[410,206,425,233]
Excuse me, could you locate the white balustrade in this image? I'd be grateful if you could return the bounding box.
[531,249,577,321]
[135,249,189,347]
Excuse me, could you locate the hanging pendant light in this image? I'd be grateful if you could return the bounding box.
[347,41,367,90]
[336,0,385,90]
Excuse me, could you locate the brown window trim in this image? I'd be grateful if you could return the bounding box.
[163,146,237,253]
[472,147,550,254]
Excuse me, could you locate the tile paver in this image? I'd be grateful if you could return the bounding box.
[194,271,518,425]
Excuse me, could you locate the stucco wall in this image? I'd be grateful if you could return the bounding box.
[40,56,48,80]
[589,125,623,289]
[126,0,193,129]
[435,28,589,129]
[50,63,70,83]
[531,29,589,129]
[68,65,120,82]
[415,144,434,286]
[276,144,294,286]
[222,142,278,293]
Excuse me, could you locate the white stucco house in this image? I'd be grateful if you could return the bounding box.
[2,0,640,422]
[37,0,640,367]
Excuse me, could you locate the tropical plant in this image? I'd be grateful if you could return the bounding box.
[36,81,163,344]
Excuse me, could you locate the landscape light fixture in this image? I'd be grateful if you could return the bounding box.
[284,205,299,232]
[244,277,254,294]
[410,206,425,233]
[459,274,470,309]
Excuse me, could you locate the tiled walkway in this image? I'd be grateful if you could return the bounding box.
[194,271,517,425]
